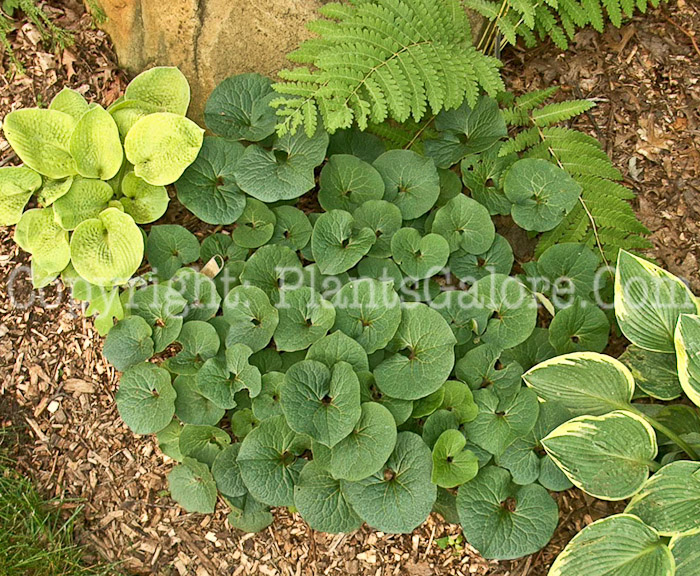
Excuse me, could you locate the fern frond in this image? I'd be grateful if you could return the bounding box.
[272,0,503,136]
[532,99,595,126]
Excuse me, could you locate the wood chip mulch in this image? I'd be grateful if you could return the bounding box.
[0,1,697,575]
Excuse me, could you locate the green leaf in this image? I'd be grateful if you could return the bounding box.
[306,331,369,373]
[373,150,440,219]
[670,530,700,576]
[328,128,386,164]
[456,466,558,560]
[448,234,514,284]
[411,387,446,419]
[156,419,184,461]
[274,287,336,352]
[204,73,276,141]
[225,343,262,398]
[108,99,159,140]
[14,207,70,276]
[0,166,42,225]
[103,315,154,372]
[318,154,385,212]
[172,374,225,426]
[549,514,674,576]
[281,360,361,448]
[167,268,221,322]
[548,298,610,354]
[226,494,273,533]
[500,327,557,372]
[358,372,413,426]
[211,444,247,498]
[252,371,285,420]
[179,424,231,466]
[619,345,682,401]
[542,410,657,500]
[119,172,169,224]
[167,457,217,514]
[422,409,460,449]
[431,194,495,254]
[626,460,700,535]
[128,284,187,352]
[36,176,72,207]
[195,357,239,411]
[461,145,516,216]
[431,429,479,488]
[270,205,312,251]
[222,285,279,353]
[49,88,89,120]
[70,208,143,286]
[231,197,277,249]
[125,66,190,115]
[504,158,581,232]
[374,303,456,401]
[70,105,123,180]
[676,314,700,407]
[342,432,436,534]
[146,225,200,280]
[239,244,303,303]
[536,242,599,303]
[53,177,114,230]
[116,363,176,435]
[441,380,478,424]
[237,414,309,507]
[294,460,362,533]
[163,320,219,375]
[124,112,204,186]
[3,108,77,178]
[456,345,522,401]
[615,250,697,353]
[523,352,634,416]
[390,227,450,280]
[352,199,403,258]
[311,210,376,275]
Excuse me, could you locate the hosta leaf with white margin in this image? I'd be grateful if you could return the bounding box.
[626,460,700,535]
[237,414,309,507]
[294,460,362,533]
[358,372,414,427]
[274,287,336,352]
[231,197,276,249]
[102,315,154,372]
[124,66,190,115]
[69,105,123,180]
[0,166,42,225]
[431,429,479,488]
[239,244,303,303]
[504,158,581,232]
[70,207,143,286]
[523,352,634,416]
[172,375,225,426]
[211,444,247,498]
[548,514,674,576]
[671,530,700,576]
[125,112,204,186]
[14,207,70,276]
[163,320,219,375]
[536,242,600,305]
[167,268,221,322]
[311,210,376,275]
[115,363,175,435]
[431,194,495,255]
[234,125,328,202]
[424,96,508,169]
[374,303,456,401]
[619,345,683,401]
[226,493,273,533]
[472,274,538,348]
[146,225,200,280]
[449,234,515,284]
[119,171,169,224]
[464,386,540,456]
[318,154,385,213]
[270,206,312,251]
[306,331,369,374]
[127,284,187,353]
[179,424,231,466]
[36,176,73,207]
[373,150,440,220]
[390,227,449,280]
[222,285,279,353]
[542,410,657,500]
[675,314,700,407]
[2,108,77,178]
[225,343,262,398]
[615,250,698,353]
[49,88,89,121]
[204,73,276,142]
[281,360,361,448]
[548,298,610,354]
[167,457,217,514]
[52,177,114,230]
[342,432,436,534]
[352,200,403,258]
[457,465,558,560]
[252,371,285,420]
[328,401,397,481]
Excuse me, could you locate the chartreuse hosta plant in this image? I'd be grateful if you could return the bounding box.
[521,251,700,576]
[0,66,203,328]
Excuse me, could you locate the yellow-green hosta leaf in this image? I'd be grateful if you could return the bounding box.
[70,105,123,180]
[615,250,698,353]
[549,514,674,576]
[14,207,70,274]
[125,112,204,186]
[52,177,114,230]
[108,99,159,139]
[542,410,657,500]
[2,109,77,178]
[118,171,169,224]
[675,314,700,407]
[125,66,190,115]
[626,460,700,536]
[0,166,42,225]
[36,176,72,206]
[670,530,700,576]
[523,352,634,416]
[70,207,144,286]
[49,88,89,121]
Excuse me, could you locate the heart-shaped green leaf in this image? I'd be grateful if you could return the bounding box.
[432,429,479,488]
[306,331,369,373]
[548,298,610,354]
[119,172,169,224]
[455,344,523,400]
[391,227,449,280]
[116,362,176,434]
[163,320,219,375]
[128,284,187,352]
[222,285,279,353]
[274,287,336,352]
[270,206,312,251]
[53,177,114,230]
[226,494,273,533]
[146,225,200,280]
[179,424,231,466]
[461,145,516,216]
[167,457,217,514]
[36,176,72,207]
[211,444,247,498]
[70,105,123,180]
[352,199,403,258]
[103,315,154,372]
[173,375,225,426]
[328,128,386,164]
[156,419,183,461]
[125,66,190,115]
[358,371,413,426]
[312,210,376,275]
[318,154,385,212]
[239,244,303,303]
[252,371,285,420]
[195,357,239,411]
[166,268,221,322]
[537,242,599,304]
[232,197,277,249]
[432,194,495,254]
[225,343,262,398]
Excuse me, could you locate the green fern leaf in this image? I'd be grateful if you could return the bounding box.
[532,100,595,126]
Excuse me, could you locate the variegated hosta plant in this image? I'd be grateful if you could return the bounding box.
[524,251,700,576]
[0,66,203,319]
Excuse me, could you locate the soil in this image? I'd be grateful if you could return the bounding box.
[0,1,698,575]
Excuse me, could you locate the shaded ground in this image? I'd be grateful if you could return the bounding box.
[0,1,698,575]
